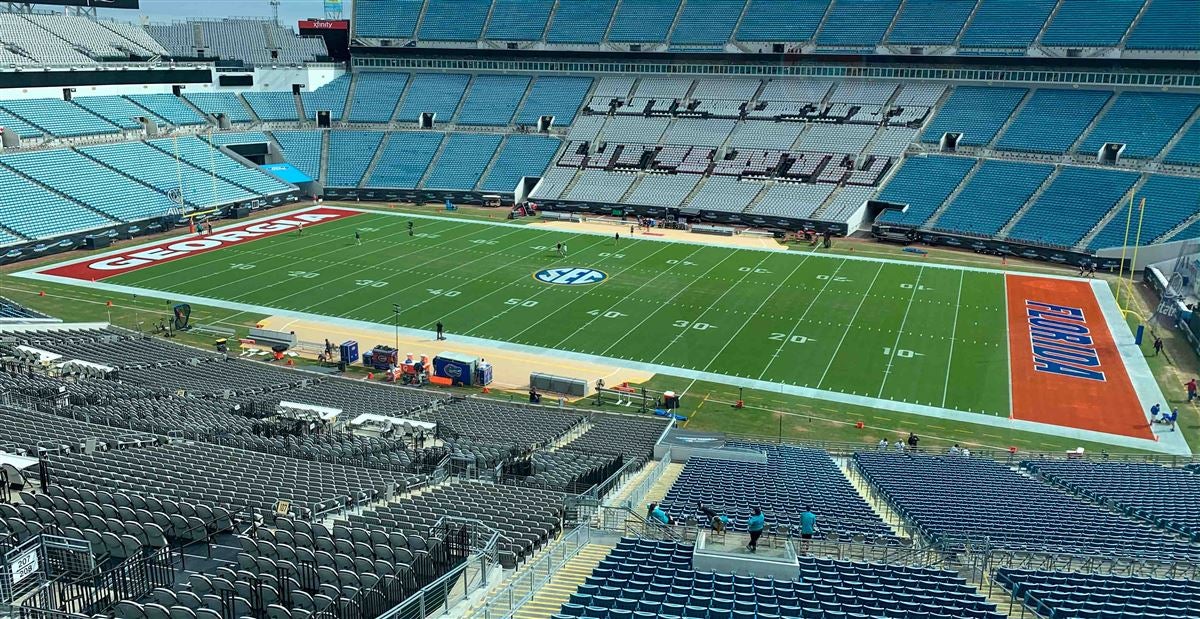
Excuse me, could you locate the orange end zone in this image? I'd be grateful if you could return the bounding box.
[1006,274,1153,439]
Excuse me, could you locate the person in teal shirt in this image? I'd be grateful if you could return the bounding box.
[649,504,670,526]
[799,507,817,552]
[746,508,766,553]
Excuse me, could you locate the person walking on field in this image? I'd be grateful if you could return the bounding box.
[1154,337,1164,356]
[435,321,445,341]
[355,230,361,246]
[1187,378,1197,402]
[746,508,765,553]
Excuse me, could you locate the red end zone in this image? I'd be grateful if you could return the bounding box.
[1006,274,1152,439]
[37,207,360,282]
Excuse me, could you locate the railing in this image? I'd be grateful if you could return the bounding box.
[616,449,672,512]
[469,524,593,619]
[374,519,500,619]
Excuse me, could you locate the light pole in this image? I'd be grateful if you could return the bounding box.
[392,303,401,351]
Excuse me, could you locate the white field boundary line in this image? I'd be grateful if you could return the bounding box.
[941,270,965,408]
[123,215,373,289]
[598,251,744,358]
[296,206,1101,281]
[1004,274,1015,419]
[507,241,687,346]
[876,265,925,398]
[756,258,850,381]
[447,235,615,334]
[15,269,1184,455]
[1088,278,1189,455]
[817,263,887,389]
[311,227,563,322]
[649,252,776,365]
[697,251,817,375]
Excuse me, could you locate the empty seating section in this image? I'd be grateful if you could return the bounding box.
[996,89,1111,154]
[354,0,421,39]
[142,23,194,57]
[995,569,1200,619]
[816,0,899,49]
[795,124,875,154]
[271,130,323,180]
[24,13,159,58]
[1079,92,1200,158]
[161,19,327,65]
[1166,123,1200,166]
[0,109,42,139]
[633,77,693,99]
[146,136,293,196]
[960,0,1056,49]
[735,0,827,42]
[856,452,1200,559]
[0,167,112,239]
[824,185,875,220]
[423,133,502,190]
[1023,459,1200,541]
[662,443,892,538]
[750,183,834,218]
[608,0,680,43]
[559,538,1004,619]
[530,166,576,200]
[662,119,736,147]
[876,155,975,226]
[1008,166,1138,247]
[480,135,562,192]
[0,297,44,317]
[604,117,670,143]
[565,170,637,202]
[1127,0,1200,50]
[568,116,606,142]
[0,98,118,138]
[79,141,253,208]
[870,127,919,157]
[686,177,763,212]
[547,0,617,44]
[184,93,254,123]
[418,0,490,41]
[920,86,1026,146]
[671,0,744,45]
[242,91,300,122]
[1042,0,1144,47]
[348,73,409,123]
[396,73,469,122]
[594,76,637,99]
[1088,174,1200,249]
[458,75,531,126]
[516,76,592,126]
[73,96,150,129]
[933,160,1053,236]
[0,14,95,64]
[365,131,445,189]
[0,405,155,457]
[328,131,384,187]
[625,174,701,208]
[728,122,803,150]
[887,0,974,45]
[1,149,179,223]
[127,94,207,126]
[485,0,553,40]
[829,82,896,105]
[301,75,352,120]
[207,131,271,146]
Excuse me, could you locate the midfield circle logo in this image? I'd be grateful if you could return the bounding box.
[534,267,608,286]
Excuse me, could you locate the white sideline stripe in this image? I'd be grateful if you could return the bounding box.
[1089,279,1189,456]
[941,271,965,408]
[817,263,886,390]
[877,266,925,398]
[1003,274,1015,418]
[13,270,1185,455]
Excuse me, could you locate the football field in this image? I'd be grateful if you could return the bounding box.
[23,206,1172,450]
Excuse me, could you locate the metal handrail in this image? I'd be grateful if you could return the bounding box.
[470,524,594,619]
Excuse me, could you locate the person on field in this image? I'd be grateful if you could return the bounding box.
[407,221,414,236]
[555,242,563,257]
[1187,378,1197,402]
[1154,337,1164,356]
[436,321,445,341]
[1150,403,1162,422]
[746,508,765,553]
[614,232,620,244]
[355,230,361,246]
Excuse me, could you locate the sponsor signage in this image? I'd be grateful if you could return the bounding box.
[32,0,140,8]
[299,19,350,30]
[533,267,607,286]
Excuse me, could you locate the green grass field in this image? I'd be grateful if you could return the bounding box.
[88,210,1013,417]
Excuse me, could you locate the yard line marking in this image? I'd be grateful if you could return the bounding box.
[877,265,925,398]
[599,251,743,357]
[941,270,965,408]
[757,258,850,381]
[1003,274,1014,418]
[699,252,817,375]
[648,252,776,365]
[541,244,712,350]
[511,241,687,345]
[816,263,886,389]
[450,235,615,332]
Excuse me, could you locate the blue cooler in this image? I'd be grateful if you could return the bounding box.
[339,341,359,364]
[434,352,476,386]
[475,362,493,386]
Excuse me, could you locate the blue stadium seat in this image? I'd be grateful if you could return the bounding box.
[78,140,257,208]
[348,73,410,123]
[516,76,593,126]
[815,0,899,49]
[0,98,118,138]
[270,130,323,180]
[1006,166,1139,248]
[242,91,300,121]
[479,135,561,192]
[1165,123,1200,167]
[485,0,553,41]
[920,86,1027,146]
[72,96,150,130]
[0,166,114,239]
[422,133,503,190]
[1041,0,1144,47]
[327,131,385,187]
[365,131,446,189]
[1089,175,1200,249]
[996,89,1112,154]
[932,160,1054,236]
[1127,0,1200,50]
[1078,92,1200,159]
[395,73,470,122]
[301,75,352,120]
[458,74,531,126]
[671,0,744,45]
[354,0,422,39]
[735,0,828,43]
[184,92,254,123]
[126,94,207,126]
[876,155,976,226]
[960,0,1056,49]
[418,0,491,41]
[546,0,617,44]
[886,0,974,46]
[0,109,43,139]
[146,136,293,197]
[608,0,681,43]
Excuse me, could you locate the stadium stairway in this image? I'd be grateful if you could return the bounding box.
[472,135,509,190]
[839,456,906,538]
[415,133,452,188]
[237,93,263,124]
[952,0,984,47]
[1075,173,1150,250]
[1030,0,1065,48]
[508,543,614,619]
[358,132,392,189]
[340,75,359,123]
[923,158,986,229]
[319,130,331,185]
[638,462,685,506]
[1117,0,1154,49]
[986,88,1036,150]
[294,90,306,124]
[1067,94,1121,159]
[1157,106,1200,164]
[996,165,1062,238]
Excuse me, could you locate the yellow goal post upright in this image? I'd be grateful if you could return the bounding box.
[1113,195,1148,317]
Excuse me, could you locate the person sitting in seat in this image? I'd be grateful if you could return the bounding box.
[649,503,670,526]
[697,502,723,530]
